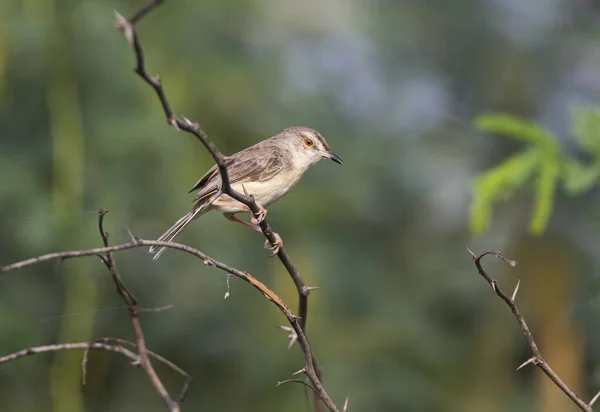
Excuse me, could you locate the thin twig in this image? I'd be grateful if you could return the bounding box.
[470,249,593,412]
[277,378,329,405]
[0,342,138,364]
[98,211,181,411]
[589,391,600,408]
[84,337,191,403]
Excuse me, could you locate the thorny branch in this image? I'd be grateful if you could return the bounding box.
[0,214,339,411]
[113,0,315,346]
[114,0,326,407]
[468,248,596,412]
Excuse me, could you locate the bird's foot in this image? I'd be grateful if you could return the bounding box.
[264,232,283,257]
[250,203,268,226]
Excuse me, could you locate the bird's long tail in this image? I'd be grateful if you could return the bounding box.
[149,208,205,260]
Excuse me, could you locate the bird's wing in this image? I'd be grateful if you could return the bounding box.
[189,148,286,208]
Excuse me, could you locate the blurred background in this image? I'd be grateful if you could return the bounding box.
[2,0,600,411]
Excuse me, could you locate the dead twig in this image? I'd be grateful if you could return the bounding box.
[0,342,138,365]
[82,337,191,403]
[97,210,182,411]
[468,248,594,412]
[1,212,191,411]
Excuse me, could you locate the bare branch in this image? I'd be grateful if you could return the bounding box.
[1,225,338,411]
[85,337,191,403]
[470,249,592,412]
[276,378,331,407]
[113,0,327,407]
[0,342,138,365]
[1,212,191,410]
[114,0,315,344]
[98,211,181,411]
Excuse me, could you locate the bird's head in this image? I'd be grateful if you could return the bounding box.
[281,126,343,167]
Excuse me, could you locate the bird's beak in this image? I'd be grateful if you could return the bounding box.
[325,151,343,165]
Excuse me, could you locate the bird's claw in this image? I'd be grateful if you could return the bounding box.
[251,204,268,225]
[264,232,283,257]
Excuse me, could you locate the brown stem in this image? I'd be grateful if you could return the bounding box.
[83,337,191,403]
[98,211,180,411]
[0,342,138,364]
[469,249,594,412]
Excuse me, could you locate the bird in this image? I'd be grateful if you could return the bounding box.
[149,126,343,259]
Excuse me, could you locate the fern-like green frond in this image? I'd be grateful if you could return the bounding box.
[572,106,600,158]
[530,158,559,234]
[470,150,539,234]
[475,114,558,153]
[562,158,600,195]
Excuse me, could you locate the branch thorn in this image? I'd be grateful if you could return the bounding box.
[113,12,134,48]
[511,279,521,302]
[125,226,139,244]
[275,325,298,350]
[517,356,537,371]
[466,246,477,260]
[168,115,180,131]
[292,367,306,376]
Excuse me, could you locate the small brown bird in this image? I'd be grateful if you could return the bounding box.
[149,126,342,259]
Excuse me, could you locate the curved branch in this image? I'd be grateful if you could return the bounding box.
[468,248,594,412]
[0,342,139,364]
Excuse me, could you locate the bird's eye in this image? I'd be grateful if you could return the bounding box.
[304,137,314,147]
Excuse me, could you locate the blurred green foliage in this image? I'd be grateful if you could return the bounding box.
[2,1,600,412]
[471,107,600,235]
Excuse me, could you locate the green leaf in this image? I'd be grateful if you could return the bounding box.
[530,157,559,234]
[470,150,539,234]
[562,159,600,195]
[571,106,600,157]
[475,114,558,153]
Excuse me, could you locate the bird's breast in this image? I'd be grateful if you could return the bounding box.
[230,169,301,207]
